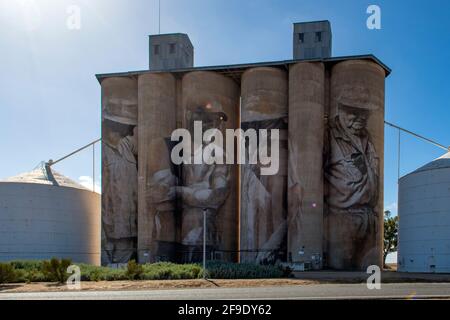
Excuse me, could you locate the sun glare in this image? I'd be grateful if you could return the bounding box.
[5,0,42,31]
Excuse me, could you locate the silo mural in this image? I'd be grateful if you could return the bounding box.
[99,58,388,270]
[180,71,240,263]
[325,60,385,270]
[101,77,139,265]
[240,67,288,264]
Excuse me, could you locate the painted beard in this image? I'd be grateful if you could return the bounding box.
[349,119,366,135]
[341,115,367,136]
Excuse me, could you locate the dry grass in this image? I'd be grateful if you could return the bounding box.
[0,278,320,294]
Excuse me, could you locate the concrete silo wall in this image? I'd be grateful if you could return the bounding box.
[240,67,288,263]
[0,183,100,265]
[180,71,240,262]
[137,73,177,263]
[288,62,325,269]
[326,60,385,270]
[101,77,139,265]
[398,167,450,273]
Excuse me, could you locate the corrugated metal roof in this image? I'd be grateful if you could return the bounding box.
[404,152,450,177]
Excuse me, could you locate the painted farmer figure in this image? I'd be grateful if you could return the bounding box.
[240,118,288,264]
[146,137,178,262]
[325,87,379,270]
[179,106,230,262]
[102,99,138,265]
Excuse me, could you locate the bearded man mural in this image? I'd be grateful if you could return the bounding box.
[325,87,380,270]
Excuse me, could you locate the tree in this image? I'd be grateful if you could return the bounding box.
[383,210,399,267]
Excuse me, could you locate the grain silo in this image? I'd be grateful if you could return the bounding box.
[398,152,450,273]
[0,163,101,265]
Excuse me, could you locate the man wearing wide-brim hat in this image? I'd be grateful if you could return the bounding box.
[101,97,138,265]
[324,86,380,270]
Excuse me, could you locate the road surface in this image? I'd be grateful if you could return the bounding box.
[1,283,450,300]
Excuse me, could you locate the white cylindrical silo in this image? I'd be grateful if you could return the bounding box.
[398,152,450,273]
[0,164,101,265]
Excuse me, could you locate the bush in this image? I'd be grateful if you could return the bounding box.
[126,260,144,280]
[0,263,17,284]
[8,260,47,283]
[9,260,43,271]
[87,268,102,282]
[141,262,203,280]
[42,258,72,283]
[78,264,127,281]
[205,261,285,279]
[0,260,290,283]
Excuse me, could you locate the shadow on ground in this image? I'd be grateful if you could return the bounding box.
[0,285,23,292]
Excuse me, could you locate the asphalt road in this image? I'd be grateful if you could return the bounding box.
[1,283,450,300]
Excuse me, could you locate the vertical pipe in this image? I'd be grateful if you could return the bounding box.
[203,208,207,279]
[158,0,161,34]
[398,129,401,182]
[237,97,242,264]
[93,143,95,193]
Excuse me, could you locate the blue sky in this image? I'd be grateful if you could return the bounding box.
[1,0,449,216]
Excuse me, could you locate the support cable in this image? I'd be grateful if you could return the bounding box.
[397,129,401,182]
[385,121,449,152]
[48,139,101,167]
[47,138,101,193]
[93,143,96,192]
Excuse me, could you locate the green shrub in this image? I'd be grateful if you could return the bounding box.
[205,261,285,279]
[9,260,43,271]
[102,268,128,281]
[42,258,72,283]
[78,264,127,281]
[0,263,17,284]
[8,260,47,282]
[141,262,203,280]
[86,268,102,282]
[0,260,289,283]
[126,260,144,280]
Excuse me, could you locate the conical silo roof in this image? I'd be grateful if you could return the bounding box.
[1,162,88,190]
[410,151,450,174]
